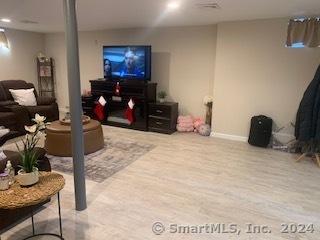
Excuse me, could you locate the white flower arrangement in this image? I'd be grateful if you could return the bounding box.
[203,95,213,105]
[34,114,46,124]
[16,114,48,173]
[24,125,37,133]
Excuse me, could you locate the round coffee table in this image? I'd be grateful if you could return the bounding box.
[45,119,104,157]
[0,172,65,239]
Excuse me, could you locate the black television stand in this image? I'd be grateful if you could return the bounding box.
[89,79,157,131]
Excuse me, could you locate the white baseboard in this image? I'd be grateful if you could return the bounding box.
[211,132,248,142]
[211,132,294,143]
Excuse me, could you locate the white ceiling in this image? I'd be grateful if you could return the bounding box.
[0,0,319,33]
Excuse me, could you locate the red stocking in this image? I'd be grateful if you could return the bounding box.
[94,104,104,121]
[94,96,107,121]
[125,98,135,124]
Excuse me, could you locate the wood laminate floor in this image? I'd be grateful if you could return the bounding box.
[1,126,320,240]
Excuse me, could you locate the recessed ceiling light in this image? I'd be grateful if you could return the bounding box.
[196,2,220,9]
[20,20,38,24]
[1,18,11,23]
[167,2,180,10]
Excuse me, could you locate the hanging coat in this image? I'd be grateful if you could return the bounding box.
[295,65,320,141]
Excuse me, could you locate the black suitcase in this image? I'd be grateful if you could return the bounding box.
[248,115,272,147]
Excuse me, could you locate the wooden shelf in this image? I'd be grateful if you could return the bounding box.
[37,57,55,98]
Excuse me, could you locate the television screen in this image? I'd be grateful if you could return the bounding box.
[103,46,151,81]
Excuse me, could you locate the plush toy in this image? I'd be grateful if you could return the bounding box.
[176,115,194,132]
[198,124,211,136]
[193,117,205,132]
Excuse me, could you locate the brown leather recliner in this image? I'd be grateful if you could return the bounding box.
[0,80,59,135]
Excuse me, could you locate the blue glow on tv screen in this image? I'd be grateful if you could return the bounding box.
[103,46,151,81]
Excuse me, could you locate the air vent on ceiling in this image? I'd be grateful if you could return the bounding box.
[20,20,38,24]
[196,2,221,9]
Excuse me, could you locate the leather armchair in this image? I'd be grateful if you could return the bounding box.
[0,80,59,136]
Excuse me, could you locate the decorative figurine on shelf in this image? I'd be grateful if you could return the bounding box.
[203,95,213,126]
[5,160,14,185]
[158,90,167,103]
[15,114,48,187]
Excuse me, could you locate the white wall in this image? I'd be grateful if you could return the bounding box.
[44,18,320,139]
[0,29,44,87]
[44,26,217,117]
[213,18,320,139]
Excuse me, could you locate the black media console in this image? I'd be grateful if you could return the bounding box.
[89,79,157,131]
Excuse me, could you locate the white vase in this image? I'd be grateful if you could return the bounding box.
[159,98,165,103]
[17,167,39,187]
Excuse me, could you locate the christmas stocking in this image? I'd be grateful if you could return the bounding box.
[94,96,107,121]
[125,98,135,124]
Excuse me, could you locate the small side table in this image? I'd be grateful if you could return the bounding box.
[148,102,178,134]
[0,172,65,239]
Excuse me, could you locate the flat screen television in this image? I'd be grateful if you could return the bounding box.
[103,45,151,81]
